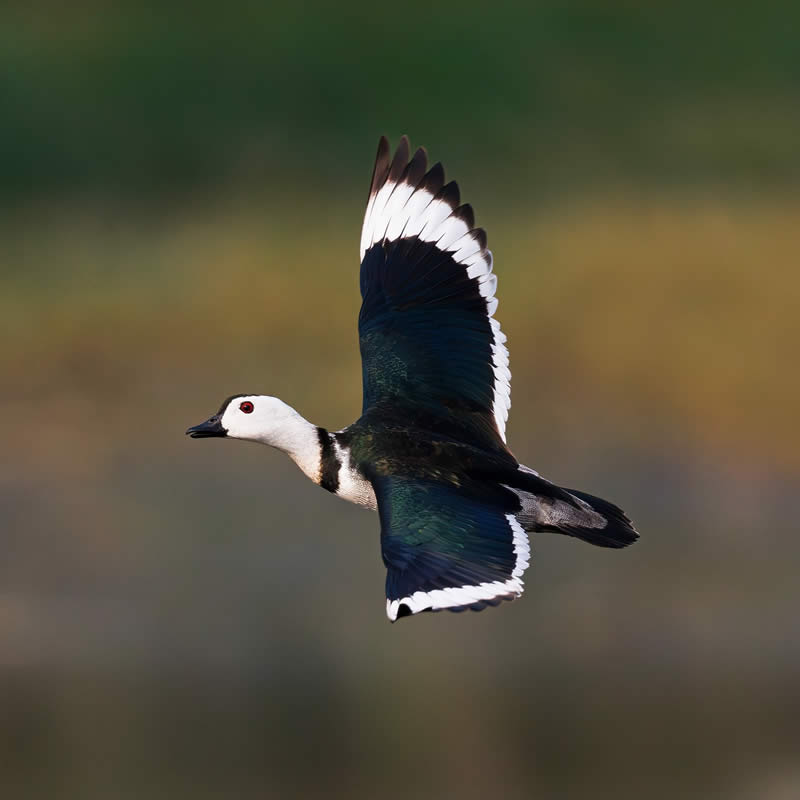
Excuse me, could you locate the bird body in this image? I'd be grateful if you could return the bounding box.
[188,137,638,621]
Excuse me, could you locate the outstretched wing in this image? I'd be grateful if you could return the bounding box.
[374,474,531,621]
[358,136,511,449]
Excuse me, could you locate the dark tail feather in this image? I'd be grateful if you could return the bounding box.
[546,487,639,548]
[501,467,639,549]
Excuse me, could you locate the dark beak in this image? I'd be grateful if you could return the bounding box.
[185,415,227,439]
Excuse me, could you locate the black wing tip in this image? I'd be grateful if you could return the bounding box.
[371,135,426,198]
[402,145,429,188]
[435,180,461,211]
[363,136,490,272]
[472,227,488,252]
[369,136,392,197]
[371,139,477,221]
[453,203,475,230]
[421,161,446,195]
[388,136,410,183]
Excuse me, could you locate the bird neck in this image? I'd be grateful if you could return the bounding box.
[258,411,375,508]
[257,408,324,485]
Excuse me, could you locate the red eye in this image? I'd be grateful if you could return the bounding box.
[239,401,254,414]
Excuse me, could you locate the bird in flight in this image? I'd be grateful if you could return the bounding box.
[187,136,639,621]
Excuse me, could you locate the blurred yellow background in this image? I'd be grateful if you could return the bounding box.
[2,2,798,799]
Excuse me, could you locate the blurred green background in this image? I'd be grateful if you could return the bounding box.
[2,2,799,798]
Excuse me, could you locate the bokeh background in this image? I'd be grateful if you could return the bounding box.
[2,2,799,798]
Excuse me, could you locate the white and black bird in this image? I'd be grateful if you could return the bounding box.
[187,136,639,622]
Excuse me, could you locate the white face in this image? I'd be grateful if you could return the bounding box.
[219,395,299,443]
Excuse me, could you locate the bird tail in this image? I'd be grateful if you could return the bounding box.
[552,487,639,548]
[503,468,639,549]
